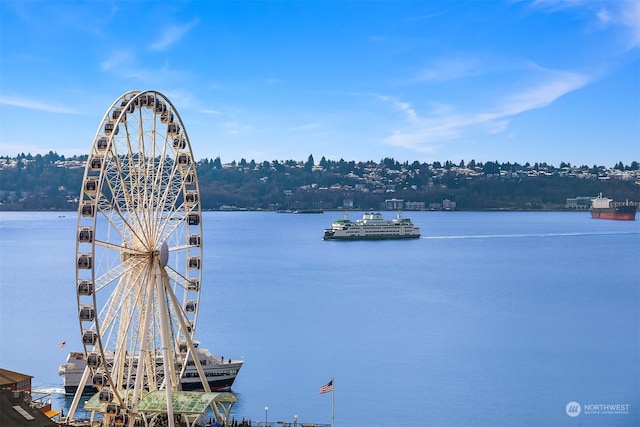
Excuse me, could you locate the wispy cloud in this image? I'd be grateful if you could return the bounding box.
[100,49,133,72]
[529,0,585,12]
[376,95,418,122]
[529,0,640,49]
[102,57,151,80]
[381,66,589,151]
[414,57,484,83]
[402,11,447,23]
[149,18,199,51]
[616,0,640,48]
[382,112,466,151]
[222,120,253,136]
[494,68,589,115]
[0,95,83,114]
[100,50,189,83]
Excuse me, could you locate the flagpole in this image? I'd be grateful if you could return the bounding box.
[319,378,335,426]
[331,377,335,427]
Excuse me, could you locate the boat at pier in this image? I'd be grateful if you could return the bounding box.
[58,346,242,394]
[590,193,636,220]
[323,212,421,240]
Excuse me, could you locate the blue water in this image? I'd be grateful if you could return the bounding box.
[0,211,638,426]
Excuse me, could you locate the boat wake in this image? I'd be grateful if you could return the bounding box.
[423,231,639,240]
[32,387,65,395]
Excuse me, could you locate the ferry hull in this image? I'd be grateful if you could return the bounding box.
[590,206,636,221]
[323,233,420,240]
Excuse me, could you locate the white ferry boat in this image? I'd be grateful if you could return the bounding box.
[58,346,242,394]
[323,212,421,240]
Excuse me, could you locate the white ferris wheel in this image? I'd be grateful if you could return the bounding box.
[67,90,222,426]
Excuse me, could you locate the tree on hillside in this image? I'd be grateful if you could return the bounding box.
[305,154,314,171]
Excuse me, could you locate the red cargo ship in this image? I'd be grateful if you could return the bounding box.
[590,193,637,220]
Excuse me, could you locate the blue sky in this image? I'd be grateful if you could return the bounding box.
[0,0,638,166]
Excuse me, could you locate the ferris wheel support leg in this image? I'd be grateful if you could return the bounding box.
[133,282,154,404]
[162,272,224,425]
[67,364,92,421]
[155,269,176,427]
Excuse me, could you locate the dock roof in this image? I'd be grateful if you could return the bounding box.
[0,368,32,386]
[0,390,57,427]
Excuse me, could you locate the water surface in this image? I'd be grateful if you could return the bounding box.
[1,211,638,426]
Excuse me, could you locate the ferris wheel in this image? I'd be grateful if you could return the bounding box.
[68,90,207,425]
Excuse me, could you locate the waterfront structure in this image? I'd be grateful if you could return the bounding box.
[0,368,59,426]
[0,367,32,392]
[59,348,242,395]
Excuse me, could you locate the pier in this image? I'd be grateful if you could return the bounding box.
[54,418,331,427]
[209,422,330,427]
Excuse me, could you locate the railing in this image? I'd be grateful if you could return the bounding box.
[59,420,331,427]
[216,421,331,427]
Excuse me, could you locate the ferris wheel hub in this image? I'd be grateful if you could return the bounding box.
[159,241,169,267]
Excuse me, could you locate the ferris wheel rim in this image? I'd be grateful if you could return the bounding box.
[73,90,205,418]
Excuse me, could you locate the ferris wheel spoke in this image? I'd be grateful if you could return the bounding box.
[95,190,146,248]
[103,151,135,212]
[164,266,192,291]
[93,252,146,293]
[97,267,146,335]
[168,243,195,252]
[150,169,188,244]
[143,155,175,246]
[109,162,145,240]
[160,203,198,243]
[160,163,183,210]
[164,264,200,335]
[151,147,169,207]
[93,239,146,255]
[112,122,158,247]
[161,268,196,339]
[156,213,187,244]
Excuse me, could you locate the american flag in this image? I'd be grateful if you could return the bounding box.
[319,379,334,394]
